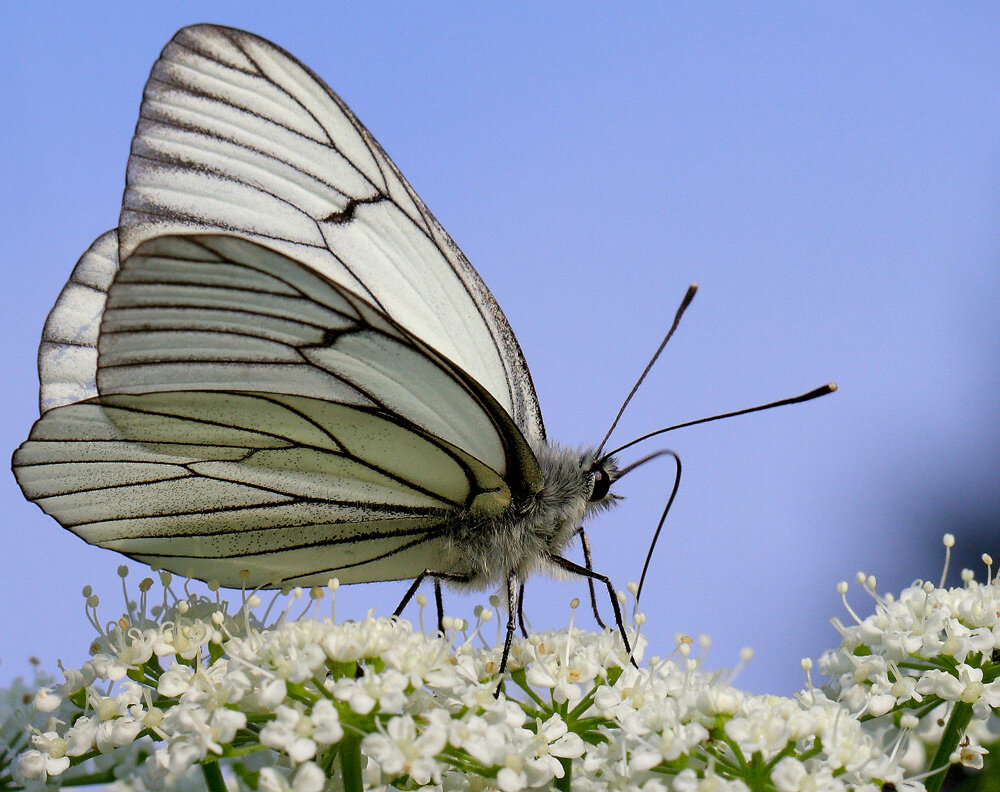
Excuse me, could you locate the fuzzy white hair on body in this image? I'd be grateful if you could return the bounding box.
[440,442,621,588]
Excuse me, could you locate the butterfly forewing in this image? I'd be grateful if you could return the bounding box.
[119,24,544,444]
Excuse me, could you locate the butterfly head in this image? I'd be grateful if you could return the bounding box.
[588,464,612,501]
[583,453,621,507]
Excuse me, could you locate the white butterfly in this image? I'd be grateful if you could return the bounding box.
[12,25,832,666]
[11,24,637,646]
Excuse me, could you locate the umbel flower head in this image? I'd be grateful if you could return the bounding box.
[819,536,1000,780]
[5,540,999,792]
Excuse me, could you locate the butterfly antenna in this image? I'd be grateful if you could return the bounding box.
[604,383,837,460]
[595,283,699,457]
[612,450,683,606]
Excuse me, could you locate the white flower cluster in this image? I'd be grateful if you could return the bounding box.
[820,539,1000,774]
[2,664,59,786]
[5,570,930,792]
[2,659,202,792]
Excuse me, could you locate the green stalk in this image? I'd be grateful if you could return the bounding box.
[555,757,573,792]
[923,701,973,792]
[339,732,364,792]
[201,761,227,792]
[36,768,119,788]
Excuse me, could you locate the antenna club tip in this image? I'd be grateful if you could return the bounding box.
[679,283,698,308]
[827,382,838,392]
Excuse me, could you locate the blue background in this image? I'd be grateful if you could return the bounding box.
[2,4,998,694]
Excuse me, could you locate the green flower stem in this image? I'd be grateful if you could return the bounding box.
[38,767,119,788]
[567,688,600,722]
[339,732,364,792]
[201,761,227,792]
[437,747,486,777]
[708,732,748,776]
[924,701,974,792]
[511,672,547,710]
[311,675,336,697]
[555,757,572,792]
[220,743,270,759]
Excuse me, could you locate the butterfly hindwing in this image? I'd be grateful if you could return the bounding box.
[38,230,118,413]
[14,390,500,587]
[14,234,537,587]
[98,234,537,482]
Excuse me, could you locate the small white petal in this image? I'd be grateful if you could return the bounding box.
[258,678,288,708]
[292,762,325,792]
[33,687,62,713]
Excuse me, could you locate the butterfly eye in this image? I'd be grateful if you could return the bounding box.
[588,466,612,502]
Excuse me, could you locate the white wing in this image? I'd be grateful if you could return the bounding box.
[38,230,118,413]
[14,234,537,588]
[119,24,544,444]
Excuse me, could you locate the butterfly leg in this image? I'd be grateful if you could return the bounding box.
[393,569,473,633]
[434,580,445,634]
[517,581,528,638]
[576,526,606,629]
[546,553,637,668]
[494,573,520,698]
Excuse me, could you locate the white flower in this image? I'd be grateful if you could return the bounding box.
[260,705,317,763]
[724,697,793,756]
[362,711,448,785]
[112,628,156,668]
[770,757,807,792]
[255,678,288,708]
[32,687,62,713]
[95,716,143,753]
[887,671,923,705]
[309,699,343,744]
[153,701,244,774]
[29,730,67,758]
[258,762,325,792]
[164,619,216,661]
[915,669,965,701]
[158,666,195,698]
[64,714,99,756]
[696,686,742,717]
[957,739,988,769]
[291,762,326,792]
[209,707,246,744]
[331,667,408,714]
[974,679,1000,719]
[61,667,87,695]
[447,710,521,767]
[258,767,289,792]
[867,692,898,717]
[537,713,585,758]
[496,765,526,792]
[9,568,962,792]
[523,635,601,704]
[85,653,129,682]
[666,768,753,792]
[18,748,71,781]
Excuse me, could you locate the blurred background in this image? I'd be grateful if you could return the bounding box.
[2,4,998,695]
